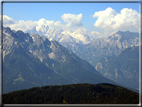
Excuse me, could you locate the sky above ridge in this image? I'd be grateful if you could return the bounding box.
[2,2,140,38]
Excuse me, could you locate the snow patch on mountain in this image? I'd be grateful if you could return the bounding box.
[48,52,56,60]
[32,36,35,41]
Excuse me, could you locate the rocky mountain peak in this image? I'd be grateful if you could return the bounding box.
[3,26,118,93]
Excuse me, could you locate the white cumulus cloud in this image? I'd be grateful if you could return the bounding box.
[10,20,37,32]
[1,15,65,32]
[2,13,84,32]
[91,31,100,35]
[1,15,37,31]
[2,15,15,25]
[92,7,140,31]
[61,13,83,27]
[90,31,101,39]
[2,14,83,32]
[36,18,54,31]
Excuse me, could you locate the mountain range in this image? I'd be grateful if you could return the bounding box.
[26,26,139,69]
[3,27,117,93]
[26,26,94,44]
[1,26,140,94]
[60,30,139,68]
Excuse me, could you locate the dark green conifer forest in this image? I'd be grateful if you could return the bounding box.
[2,83,139,104]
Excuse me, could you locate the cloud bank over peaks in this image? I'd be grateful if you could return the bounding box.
[92,7,140,31]
[3,15,15,25]
[1,7,139,39]
[74,27,87,34]
[1,15,38,32]
[36,18,65,31]
[61,13,83,27]
[91,31,100,35]
[2,13,83,32]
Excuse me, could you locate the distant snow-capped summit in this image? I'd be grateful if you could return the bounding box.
[25,26,95,44]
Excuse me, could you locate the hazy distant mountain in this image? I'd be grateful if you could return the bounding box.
[61,31,139,90]
[3,27,116,93]
[3,83,139,104]
[26,26,94,44]
[26,26,139,69]
[61,30,139,68]
[95,46,139,89]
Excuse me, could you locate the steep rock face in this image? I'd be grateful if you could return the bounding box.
[3,27,116,93]
[95,46,139,89]
[3,44,70,93]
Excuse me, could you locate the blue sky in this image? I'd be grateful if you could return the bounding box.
[2,2,140,38]
[3,3,139,21]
